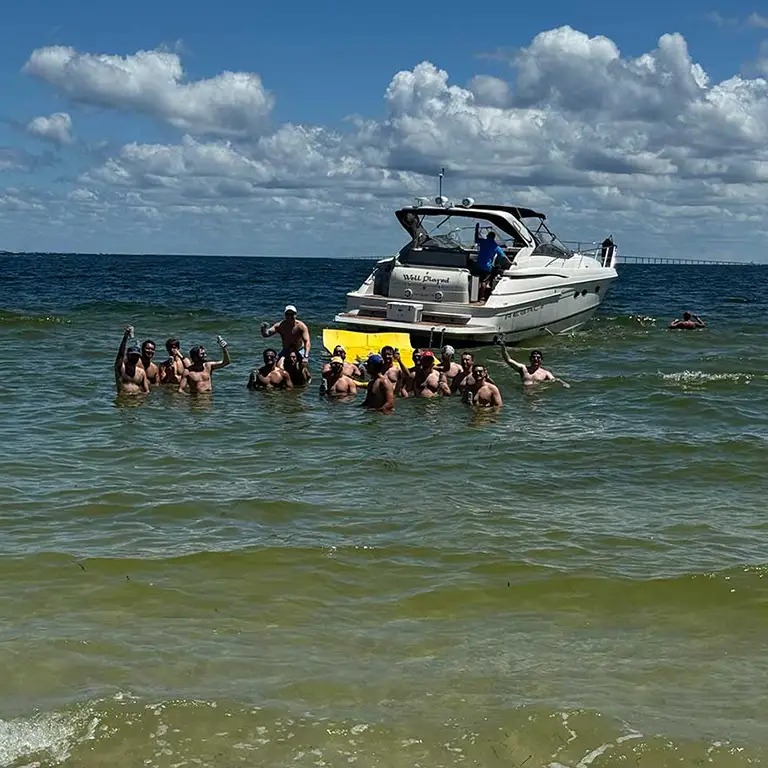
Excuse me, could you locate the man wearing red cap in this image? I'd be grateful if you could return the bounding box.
[411,350,450,397]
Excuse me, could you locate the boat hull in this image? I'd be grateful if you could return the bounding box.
[334,273,617,347]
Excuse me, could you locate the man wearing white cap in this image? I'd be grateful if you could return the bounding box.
[438,344,462,389]
[260,305,311,368]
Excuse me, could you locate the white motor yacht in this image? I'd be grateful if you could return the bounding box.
[334,197,619,346]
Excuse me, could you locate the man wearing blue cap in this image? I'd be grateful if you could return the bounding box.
[361,354,394,412]
[114,326,150,395]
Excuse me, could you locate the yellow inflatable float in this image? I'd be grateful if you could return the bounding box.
[322,329,418,368]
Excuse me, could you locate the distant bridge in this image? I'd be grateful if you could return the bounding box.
[618,254,758,266]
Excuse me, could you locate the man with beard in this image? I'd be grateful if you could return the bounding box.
[496,340,570,388]
[114,326,149,395]
[178,335,231,394]
[248,348,292,390]
[462,364,503,408]
[320,356,358,398]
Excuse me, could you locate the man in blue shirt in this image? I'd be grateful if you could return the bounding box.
[473,223,511,300]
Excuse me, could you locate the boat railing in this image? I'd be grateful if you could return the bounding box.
[561,240,618,269]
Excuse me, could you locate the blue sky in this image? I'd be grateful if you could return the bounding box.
[2,0,768,258]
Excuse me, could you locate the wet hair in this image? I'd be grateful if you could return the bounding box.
[530,349,543,359]
[263,348,277,361]
[165,337,180,351]
[190,346,204,361]
[381,345,395,355]
[683,312,692,320]
[141,339,156,353]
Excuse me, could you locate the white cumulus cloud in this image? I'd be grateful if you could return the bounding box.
[23,46,273,137]
[6,27,768,258]
[26,112,74,145]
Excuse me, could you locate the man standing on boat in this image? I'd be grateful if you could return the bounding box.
[473,224,511,300]
[261,305,311,366]
[496,339,570,388]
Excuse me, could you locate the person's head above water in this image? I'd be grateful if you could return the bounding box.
[472,364,487,381]
[332,345,346,359]
[284,305,297,318]
[165,338,180,353]
[421,350,435,368]
[126,346,141,361]
[682,311,692,320]
[141,339,156,359]
[380,345,395,363]
[263,348,277,364]
[330,356,344,374]
[461,352,473,370]
[366,353,384,373]
[441,344,455,360]
[190,346,207,363]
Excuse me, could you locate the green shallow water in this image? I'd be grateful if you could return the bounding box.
[1,255,768,767]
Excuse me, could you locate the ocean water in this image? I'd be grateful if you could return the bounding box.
[1,254,768,768]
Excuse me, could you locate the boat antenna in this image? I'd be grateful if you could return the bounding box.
[438,167,444,199]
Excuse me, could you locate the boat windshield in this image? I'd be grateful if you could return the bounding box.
[418,216,518,251]
[525,217,574,258]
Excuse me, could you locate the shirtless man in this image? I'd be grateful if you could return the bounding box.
[247,348,292,390]
[283,349,312,387]
[139,338,161,385]
[381,345,410,397]
[261,305,311,367]
[669,311,705,330]
[438,345,462,389]
[462,364,503,408]
[159,338,190,386]
[450,352,475,396]
[361,354,394,413]
[114,326,149,395]
[178,335,231,394]
[497,340,570,388]
[320,356,358,398]
[322,345,362,379]
[412,350,451,398]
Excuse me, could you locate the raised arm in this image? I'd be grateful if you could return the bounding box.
[114,326,133,374]
[497,341,524,372]
[474,222,481,244]
[209,336,231,371]
[693,314,706,328]
[261,320,278,338]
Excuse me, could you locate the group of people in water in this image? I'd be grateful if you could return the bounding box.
[115,304,705,410]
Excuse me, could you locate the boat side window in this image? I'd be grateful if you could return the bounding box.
[531,242,572,259]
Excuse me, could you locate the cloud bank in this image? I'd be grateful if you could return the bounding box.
[5,26,768,258]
